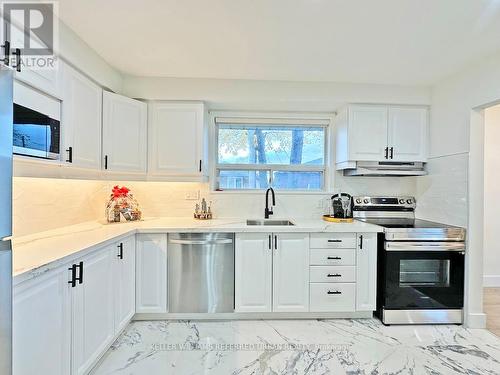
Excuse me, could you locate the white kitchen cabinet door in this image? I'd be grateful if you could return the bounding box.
[10,22,62,98]
[72,248,115,375]
[388,106,428,162]
[356,233,378,311]
[235,233,273,312]
[13,268,71,375]
[148,102,205,176]
[273,233,310,312]
[103,91,147,173]
[136,234,168,313]
[62,63,102,169]
[114,236,136,333]
[348,105,388,161]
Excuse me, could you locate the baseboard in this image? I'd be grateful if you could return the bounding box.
[483,275,500,287]
[133,311,374,321]
[466,312,487,329]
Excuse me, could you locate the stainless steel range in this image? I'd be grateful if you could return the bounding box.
[353,196,466,325]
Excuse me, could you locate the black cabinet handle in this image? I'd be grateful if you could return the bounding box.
[384,147,389,159]
[390,147,394,159]
[327,290,342,295]
[359,235,363,250]
[268,235,272,250]
[199,160,202,172]
[118,243,124,259]
[327,273,342,277]
[1,40,10,65]
[13,48,21,72]
[68,264,77,287]
[104,155,108,170]
[327,256,341,260]
[327,239,342,243]
[274,235,278,250]
[66,147,73,163]
[75,261,83,284]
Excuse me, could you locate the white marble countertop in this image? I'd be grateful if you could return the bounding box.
[11,217,382,285]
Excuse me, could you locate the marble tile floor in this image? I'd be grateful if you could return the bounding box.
[91,319,500,375]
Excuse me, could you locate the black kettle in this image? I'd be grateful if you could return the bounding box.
[331,193,353,219]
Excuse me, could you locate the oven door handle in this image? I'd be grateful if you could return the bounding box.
[385,242,465,252]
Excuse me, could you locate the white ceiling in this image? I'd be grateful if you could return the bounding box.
[57,0,500,85]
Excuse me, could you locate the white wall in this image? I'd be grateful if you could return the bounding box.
[483,104,500,287]
[122,75,430,111]
[57,19,123,92]
[415,49,500,328]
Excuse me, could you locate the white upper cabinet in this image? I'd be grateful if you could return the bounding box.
[388,106,428,162]
[235,233,273,313]
[103,91,148,173]
[62,64,102,169]
[148,102,205,177]
[336,104,428,166]
[355,233,378,311]
[347,105,388,162]
[272,233,309,312]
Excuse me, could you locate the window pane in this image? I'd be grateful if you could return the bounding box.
[218,125,325,165]
[218,170,270,190]
[272,171,323,190]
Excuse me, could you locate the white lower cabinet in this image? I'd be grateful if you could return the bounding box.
[310,283,356,312]
[235,233,309,313]
[356,233,378,311]
[14,236,137,375]
[136,234,168,313]
[13,267,71,375]
[235,233,272,312]
[114,236,136,333]
[273,233,310,312]
[72,247,115,375]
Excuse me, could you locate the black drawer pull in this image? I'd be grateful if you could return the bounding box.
[117,243,124,259]
[75,261,83,284]
[327,273,342,277]
[327,256,341,260]
[327,290,342,295]
[359,234,363,250]
[68,264,77,287]
[327,239,342,243]
[66,146,73,163]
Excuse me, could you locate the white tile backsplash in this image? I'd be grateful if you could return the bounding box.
[13,174,419,237]
[415,153,468,227]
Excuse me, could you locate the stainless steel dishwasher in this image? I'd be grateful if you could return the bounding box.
[168,233,234,313]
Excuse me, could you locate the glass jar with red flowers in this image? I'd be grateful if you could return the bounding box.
[105,185,142,223]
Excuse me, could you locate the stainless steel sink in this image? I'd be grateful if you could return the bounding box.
[246,219,295,226]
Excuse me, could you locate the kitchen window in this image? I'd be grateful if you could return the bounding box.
[214,116,329,191]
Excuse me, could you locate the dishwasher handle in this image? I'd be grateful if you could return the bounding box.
[169,238,233,245]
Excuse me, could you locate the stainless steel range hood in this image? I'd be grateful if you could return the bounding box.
[342,161,427,176]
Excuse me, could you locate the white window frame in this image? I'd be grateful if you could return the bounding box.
[209,111,334,193]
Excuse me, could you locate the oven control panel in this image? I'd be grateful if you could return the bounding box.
[353,196,416,210]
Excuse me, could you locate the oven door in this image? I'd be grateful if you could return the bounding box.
[382,242,465,310]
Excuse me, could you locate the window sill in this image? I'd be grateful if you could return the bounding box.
[210,189,331,195]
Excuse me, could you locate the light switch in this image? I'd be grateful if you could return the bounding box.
[185,191,200,200]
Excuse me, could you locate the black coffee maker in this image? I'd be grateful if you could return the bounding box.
[331,193,353,219]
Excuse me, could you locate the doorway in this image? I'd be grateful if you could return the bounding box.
[483,104,500,336]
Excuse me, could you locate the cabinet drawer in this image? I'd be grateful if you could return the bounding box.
[310,266,356,283]
[309,249,355,266]
[310,233,357,249]
[310,283,356,312]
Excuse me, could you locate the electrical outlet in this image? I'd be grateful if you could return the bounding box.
[184,191,200,200]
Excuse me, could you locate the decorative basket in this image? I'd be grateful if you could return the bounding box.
[106,186,142,223]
